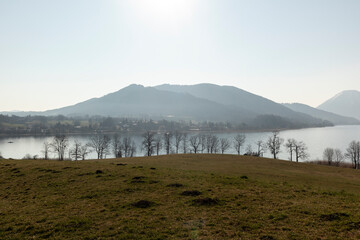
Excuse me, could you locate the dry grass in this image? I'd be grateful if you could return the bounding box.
[1,154,360,239]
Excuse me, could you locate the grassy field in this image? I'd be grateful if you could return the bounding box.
[1,154,360,239]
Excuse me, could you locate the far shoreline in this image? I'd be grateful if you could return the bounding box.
[1,124,359,138]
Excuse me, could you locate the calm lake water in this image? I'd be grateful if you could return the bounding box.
[1,125,359,161]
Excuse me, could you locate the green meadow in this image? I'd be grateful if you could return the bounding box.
[1,154,360,239]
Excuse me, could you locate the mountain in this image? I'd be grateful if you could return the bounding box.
[318,90,360,120]
[283,103,360,125]
[155,83,327,126]
[43,84,254,122]
[1,84,333,129]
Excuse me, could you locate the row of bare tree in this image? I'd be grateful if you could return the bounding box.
[42,134,136,160]
[39,131,311,161]
[265,131,309,162]
[323,140,360,169]
[141,131,241,156]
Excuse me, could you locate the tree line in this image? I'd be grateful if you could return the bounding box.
[31,130,305,161]
[13,130,360,170]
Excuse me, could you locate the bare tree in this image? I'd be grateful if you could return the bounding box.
[112,134,123,158]
[245,144,253,155]
[206,134,212,153]
[154,135,162,156]
[220,138,231,154]
[42,141,51,160]
[89,134,111,159]
[294,141,308,162]
[163,132,173,155]
[323,147,334,165]
[199,134,206,153]
[123,136,134,158]
[334,149,344,167]
[174,131,182,154]
[189,135,201,154]
[80,144,92,160]
[129,140,137,157]
[182,133,188,153]
[70,140,82,160]
[234,134,246,155]
[142,131,155,156]
[285,139,296,161]
[210,135,220,154]
[50,135,69,160]
[345,140,360,169]
[267,131,283,159]
[255,140,266,157]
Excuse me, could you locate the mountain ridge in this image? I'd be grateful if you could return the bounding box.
[283,103,360,125]
[154,83,329,126]
[43,84,253,122]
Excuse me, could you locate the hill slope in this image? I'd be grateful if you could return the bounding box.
[155,83,331,127]
[1,155,360,239]
[156,83,301,117]
[283,103,360,125]
[318,90,360,120]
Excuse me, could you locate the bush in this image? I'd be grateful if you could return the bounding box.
[22,154,32,160]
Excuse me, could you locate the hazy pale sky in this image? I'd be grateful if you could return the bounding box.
[1,0,359,111]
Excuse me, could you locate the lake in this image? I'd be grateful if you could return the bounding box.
[0,125,359,161]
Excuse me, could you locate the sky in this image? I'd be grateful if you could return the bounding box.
[1,0,360,111]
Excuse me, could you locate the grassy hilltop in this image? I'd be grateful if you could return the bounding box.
[1,154,360,239]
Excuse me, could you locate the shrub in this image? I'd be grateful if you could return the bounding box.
[181,190,202,196]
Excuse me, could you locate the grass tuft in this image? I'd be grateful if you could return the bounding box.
[131,200,156,208]
[167,183,184,188]
[320,213,350,221]
[181,190,202,196]
[192,198,219,206]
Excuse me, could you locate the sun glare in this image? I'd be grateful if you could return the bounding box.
[129,0,197,31]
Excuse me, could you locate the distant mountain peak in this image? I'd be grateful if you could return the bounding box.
[331,90,360,100]
[318,90,360,120]
[340,89,360,94]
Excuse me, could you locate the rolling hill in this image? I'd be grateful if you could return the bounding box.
[318,90,360,120]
